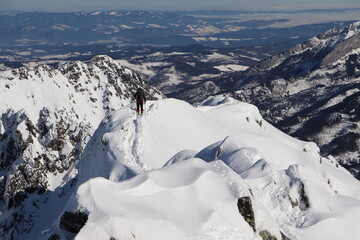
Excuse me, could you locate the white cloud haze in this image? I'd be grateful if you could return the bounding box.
[1,0,360,12]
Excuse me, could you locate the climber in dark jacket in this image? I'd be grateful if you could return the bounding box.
[133,88,146,114]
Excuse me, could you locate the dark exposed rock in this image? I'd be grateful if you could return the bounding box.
[59,211,88,234]
[280,231,291,240]
[12,191,28,208]
[328,132,360,155]
[0,177,6,202]
[0,110,28,171]
[0,207,35,238]
[286,166,311,211]
[0,108,92,208]
[299,182,310,211]
[321,31,360,67]
[259,230,277,240]
[237,196,256,232]
[48,234,61,240]
[258,230,291,240]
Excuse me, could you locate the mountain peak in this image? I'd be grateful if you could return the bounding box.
[0,54,162,212]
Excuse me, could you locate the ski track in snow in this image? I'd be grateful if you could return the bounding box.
[132,114,147,171]
[115,110,150,173]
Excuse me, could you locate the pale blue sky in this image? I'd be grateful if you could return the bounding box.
[1,0,360,12]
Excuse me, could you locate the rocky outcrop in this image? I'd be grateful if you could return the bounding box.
[48,234,61,240]
[321,22,360,67]
[237,196,256,232]
[0,108,91,209]
[0,55,162,205]
[259,230,277,240]
[0,55,162,238]
[59,211,88,234]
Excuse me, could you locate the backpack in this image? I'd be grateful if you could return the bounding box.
[135,88,146,102]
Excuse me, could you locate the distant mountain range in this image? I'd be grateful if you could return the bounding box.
[1,12,360,239]
[1,11,357,103]
[176,21,360,178]
[0,11,353,50]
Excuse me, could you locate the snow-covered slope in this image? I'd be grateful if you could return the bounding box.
[0,55,162,238]
[40,97,360,240]
[0,55,161,125]
[238,22,360,178]
[238,21,360,80]
[181,21,360,178]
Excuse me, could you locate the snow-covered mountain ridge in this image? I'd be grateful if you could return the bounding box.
[233,21,360,177]
[0,55,161,238]
[247,21,360,74]
[0,48,359,239]
[34,98,360,240]
[176,21,360,178]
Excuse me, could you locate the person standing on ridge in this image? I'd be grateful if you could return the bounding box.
[133,88,146,114]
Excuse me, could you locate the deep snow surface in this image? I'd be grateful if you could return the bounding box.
[52,98,360,240]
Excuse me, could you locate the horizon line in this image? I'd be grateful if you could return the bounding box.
[2,4,360,14]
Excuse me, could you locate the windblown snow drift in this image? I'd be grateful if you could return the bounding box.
[39,98,360,240]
